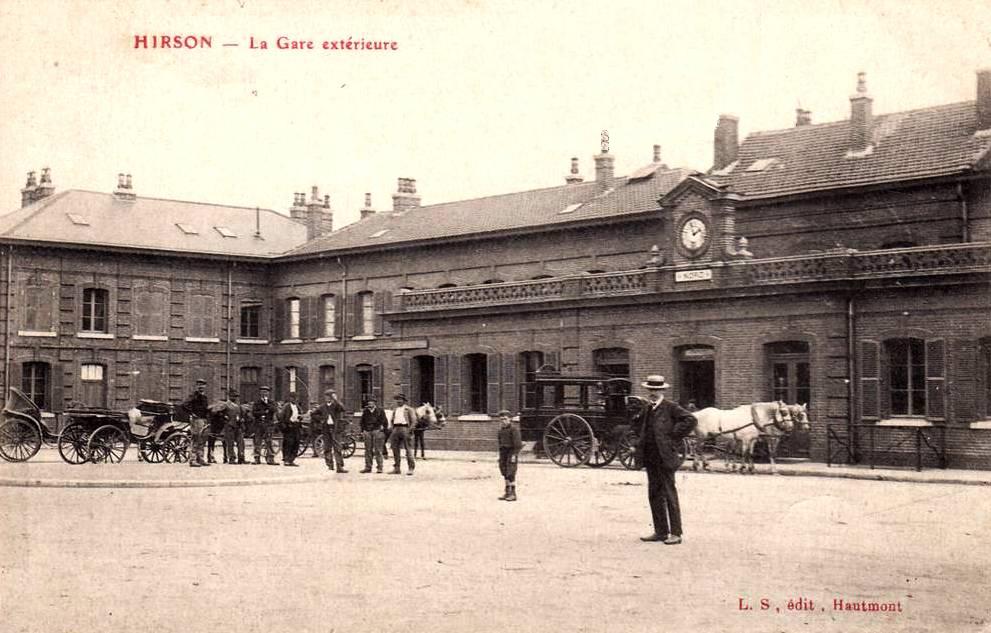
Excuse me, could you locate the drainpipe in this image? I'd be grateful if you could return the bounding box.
[847,293,858,464]
[225,262,233,395]
[3,246,12,397]
[957,181,970,243]
[337,256,348,408]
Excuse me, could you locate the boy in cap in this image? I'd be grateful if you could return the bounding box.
[496,410,522,501]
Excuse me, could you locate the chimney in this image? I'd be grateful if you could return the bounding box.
[849,72,873,152]
[321,195,334,235]
[361,192,376,219]
[565,157,583,185]
[392,177,421,213]
[113,171,136,200]
[713,114,739,171]
[593,131,614,193]
[795,109,812,127]
[977,68,991,131]
[20,171,37,207]
[289,192,307,221]
[305,185,331,240]
[653,144,662,163]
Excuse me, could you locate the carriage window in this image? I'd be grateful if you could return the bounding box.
[22,361,50,410]
[562,384,583,408]
[81,288,108,333]
[240,302,261,339]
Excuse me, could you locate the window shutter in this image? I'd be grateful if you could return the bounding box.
[333,295,344,338]
[373,291,385,335]
[400,356,411,402]
[501,352,517,415]
[135,290,148,335]
[297,297,310,339]
[308,296,321,339]
[486,353,501,414]
[345,365,358,412]
[382,291,393,336]
[860,340,880,421]
[23,286,38,331]
[274,299,286,341]
[925,338,946,421]
[349,294,361,337]
[51,362,64,413]
[447,354,462,415]
[203,296,216,338]
[318,296,328,338]
[298,366,310,409]
[372,364,384,405]
[433,355,448,411]
[274,367,285,403]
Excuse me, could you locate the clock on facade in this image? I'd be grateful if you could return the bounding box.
[679,216,709,254]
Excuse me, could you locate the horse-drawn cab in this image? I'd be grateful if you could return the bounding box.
[519,366,637,468]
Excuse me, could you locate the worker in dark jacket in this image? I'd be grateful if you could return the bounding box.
[311,389,348,473]
[496,409,523,501]
[358,398,387,473]
[182,379,210,468]
[251,386,278,465]
[222,390,246,465]
[635,375,697,545]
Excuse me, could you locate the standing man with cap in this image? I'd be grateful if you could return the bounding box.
[311,388,348,473]
[496,409,522,501]
[222,389,246,465]
[389,393,418,475]
[251,386,278,465]
[183,379,210,468]
[279,392,303,466]
[358,398,387,474]
[635,375,697,545]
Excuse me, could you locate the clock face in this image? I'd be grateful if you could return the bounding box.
[680,217,709,252]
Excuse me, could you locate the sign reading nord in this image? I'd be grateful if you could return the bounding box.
[675,269,713,282]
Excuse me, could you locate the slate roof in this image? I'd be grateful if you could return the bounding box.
[711,101,991,200]
[287,166,693,256]
[0,190,308,257]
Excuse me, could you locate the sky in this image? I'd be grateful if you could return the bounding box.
[2,0,991,228]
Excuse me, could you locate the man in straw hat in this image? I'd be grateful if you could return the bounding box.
[635,375,697,545]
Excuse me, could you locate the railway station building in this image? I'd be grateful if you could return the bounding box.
[2,71,990,468]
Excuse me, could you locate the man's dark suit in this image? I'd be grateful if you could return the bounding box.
[636,398,697,537]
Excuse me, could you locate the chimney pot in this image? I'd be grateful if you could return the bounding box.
[653,145,662,163]
[125,174,132,189]
[565,157,583,185]
[40,167,51,184]
[364,192,372,208]
[392,177,421,212]
[593,134,615,193]
[795,108,812,127]
[117,173,125,188]
[977,68,991,130]
[310,185,319,201]
[713,114,739,171]
[323,194,330,208]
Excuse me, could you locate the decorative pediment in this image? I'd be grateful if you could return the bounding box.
[657,174,735,208]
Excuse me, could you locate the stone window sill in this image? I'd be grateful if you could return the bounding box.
[315,337,339,343]
[132,334,168,341]
[877,418,931,427]
[17,330,57,337]
[236,338,270,345]
[458,414,494,422]
[184,336,221,343]
[280,339,302,345]
[969,421,991,430]
[77,332,114,340]
[351,335,376,341]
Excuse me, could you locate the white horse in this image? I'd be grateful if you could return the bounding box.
[691,401,795,474]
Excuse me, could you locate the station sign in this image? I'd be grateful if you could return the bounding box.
[675,269,713,283]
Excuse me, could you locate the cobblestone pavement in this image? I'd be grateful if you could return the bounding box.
[1,452,988,633]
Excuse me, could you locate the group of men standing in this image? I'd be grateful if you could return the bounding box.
[358,393,419,475]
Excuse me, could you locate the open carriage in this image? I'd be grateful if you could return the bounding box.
[519,368,642,469]
[0,388,60,462]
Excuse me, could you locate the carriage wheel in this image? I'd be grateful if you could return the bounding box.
[341,434,357,459]
[163,433,190,463]
[617,430,641,470]
[296,433,310,459]
[57,422,91,465]
[587,434,617,468]
[676,437,690,469]
[139,440,167,464]
[542,414,594,467]
[312,434,325,457]
[0,418,43,462]
[87,425,130,463]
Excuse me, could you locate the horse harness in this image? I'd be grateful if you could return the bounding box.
[711,402,791,438]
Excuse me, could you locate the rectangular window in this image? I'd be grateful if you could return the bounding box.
[360,292,374,335]
[23,286,55,332]
[80,363,107,408]
[134,288,167,336]
[81,364,104,381]
[322,295,336,338]
[357,365,373,406]
[22,362,50,410]
[320,365,336,394]
[288,298,301,339]
[239,366,260,403]
[465,353,488,413]
[887,338,926,416]
[81,288,108,333]
[287,366,298,395]
[189,294,217,338]
[240,303,261,338]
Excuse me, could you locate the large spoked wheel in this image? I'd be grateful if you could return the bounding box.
[617,430,641,470]
[296,434,310,459]
[163,433,190,463]
[542,414,594,468]
[0,418,43,462]
[676,437,690,469]
[341,434,357,459]
[58,422,91,464]
[312,434,325,457]
[139,439,168,464]
[587,434,617,468]
[87,425,130,463]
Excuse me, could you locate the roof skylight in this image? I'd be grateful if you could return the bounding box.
[215,226,237,238]
[66,213,90,226]
[559,203,583,215]
[370,229,390,238]
[176,223,198,235]
[745,157,781,172]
